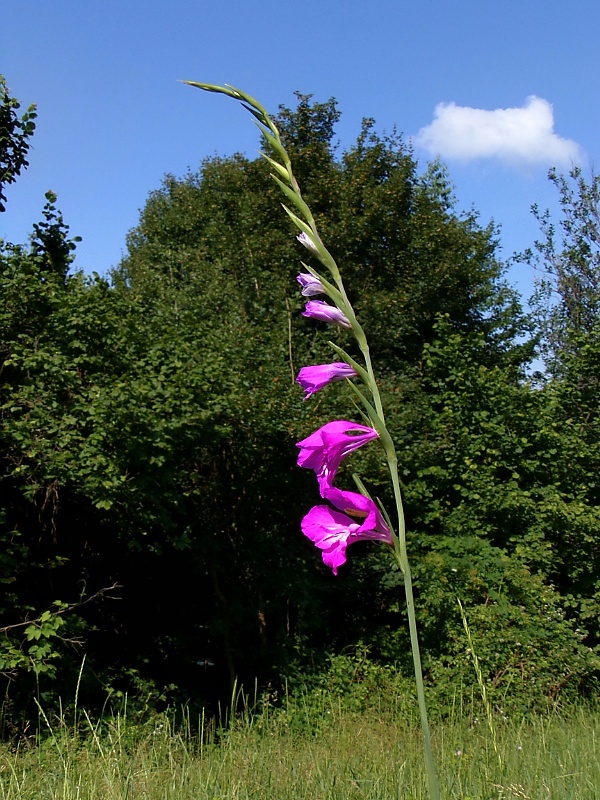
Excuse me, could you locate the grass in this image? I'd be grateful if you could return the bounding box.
[0,691,598,799]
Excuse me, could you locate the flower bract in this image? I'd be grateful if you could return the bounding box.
[296,420,379,494]
[297,362,358,399]
[303,300,351,329]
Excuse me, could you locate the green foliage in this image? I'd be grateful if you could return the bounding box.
[419,538,597,712]
[1,86,599,724]
[535,321,600,636]
[0,192,89,689]
[0,75,37,213]
[525,167,600,370]
[337,318,600,709]
[0,604,69,679]
[282,644,406,728]
[3,700,600,799]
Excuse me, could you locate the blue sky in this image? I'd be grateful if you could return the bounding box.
[2,0,599,306]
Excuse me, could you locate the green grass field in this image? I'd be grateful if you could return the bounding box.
[1,692,598,799]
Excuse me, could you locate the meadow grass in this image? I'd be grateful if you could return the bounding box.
[0,690,598,799]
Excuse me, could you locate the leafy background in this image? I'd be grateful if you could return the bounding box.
[1,79,599,727]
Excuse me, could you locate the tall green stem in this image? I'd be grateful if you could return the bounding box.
[187,81,441,799]
[350,306,440,799]
[388,455,440,800]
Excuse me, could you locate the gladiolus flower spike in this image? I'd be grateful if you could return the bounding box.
[297,362,358,399]
[187,81,441,800]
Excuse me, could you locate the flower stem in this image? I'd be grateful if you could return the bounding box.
[187,81,442,799]
[352,304,441,800]
[385,451,440,800]
[396,548,441,800]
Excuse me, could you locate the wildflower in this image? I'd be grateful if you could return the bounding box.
[301,504,392,575]
[296,272,324,296]
[296,420,379,494]
[303,300,351,329]
[296,362,358,399]
[297,231,320,254]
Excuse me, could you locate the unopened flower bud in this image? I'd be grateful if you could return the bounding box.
[296,273,325,296]
[297,231,320,255]
[296,362,358,399]
[302,300,351,329]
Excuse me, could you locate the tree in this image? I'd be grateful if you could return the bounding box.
[0,75,36,213]
[378,318,599,706]
[5,89,595,721]
[0,192,97,699]
[525,167,600,370]
[116,94,558,706]
[512,167,600,661]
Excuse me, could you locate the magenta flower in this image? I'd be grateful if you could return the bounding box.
[301,504,392,574]
[296,273,324,296]
[323,486,390,536]
[297,362,358,399]
[296,420,379,494]
[303,300,351,329]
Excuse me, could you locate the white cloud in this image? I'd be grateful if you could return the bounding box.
[414,96,584,167]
